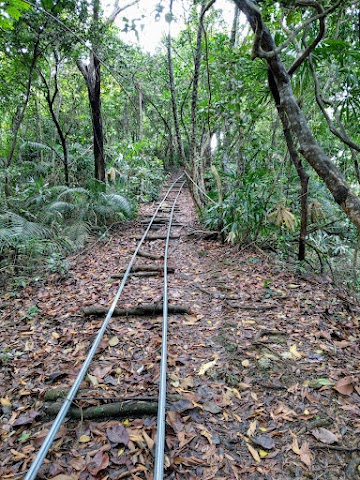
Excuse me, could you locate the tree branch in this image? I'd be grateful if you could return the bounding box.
[251,0,343,61]
[105,0,141,25]
[288,0,325,76]
[308,54,360,154]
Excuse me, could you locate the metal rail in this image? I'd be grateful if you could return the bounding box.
[154,181,186,480]
[25,175,184,480]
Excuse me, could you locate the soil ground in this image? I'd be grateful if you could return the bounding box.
[1,180,360,480]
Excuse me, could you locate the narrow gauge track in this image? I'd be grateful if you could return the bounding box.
[25,175,186,480]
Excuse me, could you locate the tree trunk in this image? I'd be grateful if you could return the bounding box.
[138,79,143,140]
[39,57,70,186]
[167,2,186,164]
[4,36,41,197]
[78,53,106,184]
[189,1,216,209]
[279,106,309,261]
[234,0,360,232]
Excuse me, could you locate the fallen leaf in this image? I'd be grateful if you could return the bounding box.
[171,399,194,413]
[201,429,213,444]
[79,435,91,443]
[174,456,205,466]
[306,378,334,389]
[86,374,98,386]
[142,430,154,450]
[202,401,222,414]
[106,425,129,445]
[50,475,78,480]
[198,354,219,376]
[289,344,302,359]
[167,411,184,433]
[299,441,313,467]
[311,428,338,445]
[12,410,40,426]
[108,335,119,347]
[334,377,355,396]
[259,449,268,458]
[88,450,109,475]
[1,397,11,407]
[251,436,275,450]
[290,431,300,455]
[247,420,257,437]
[183,315,198,325]
[246,442,261,462]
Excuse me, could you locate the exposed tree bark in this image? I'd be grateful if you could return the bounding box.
[233,0,360,232]
[77,50,105,184]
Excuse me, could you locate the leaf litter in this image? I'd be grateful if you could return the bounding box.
[0,183,360,479]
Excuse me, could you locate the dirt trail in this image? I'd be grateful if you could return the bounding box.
[1,181,360,479]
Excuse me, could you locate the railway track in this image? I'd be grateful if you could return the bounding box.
[25,175,187,480]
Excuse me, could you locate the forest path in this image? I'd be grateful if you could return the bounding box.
[1,180,360,479]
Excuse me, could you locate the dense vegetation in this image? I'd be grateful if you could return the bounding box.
[1,0,360,288]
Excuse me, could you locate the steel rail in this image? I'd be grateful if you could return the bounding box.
[25,174,184,480]
[154,180,186,480]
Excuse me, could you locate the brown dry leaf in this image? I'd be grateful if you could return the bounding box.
[290,431,301,455]
[108,335,119,346]
[86,373,98,386]
[183,314,198,325]
[246,442,261,462]
[289,344,302,359]
[51,475,78,480]
[0,397,11,407]
[174,456,205,466]
[200,429,213,444]
[299,441,313,467]
[180,376,194,389]
[334,377,355,396]
[106,424,129,445]
[142,430,154,450]
[88,450,109,475]
[167,411,184,433]
[311,428,338,445]
[247,420,257,437]
[198,353,219,376]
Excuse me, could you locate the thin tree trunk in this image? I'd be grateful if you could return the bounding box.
[39,57,69,186]
[167,0,186,164]
[78,52,106,184]
[279,106,309,261]
[189,1,215,209]
[4,37,41,197]
[230,5,240,47]
[138,79,143,140]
